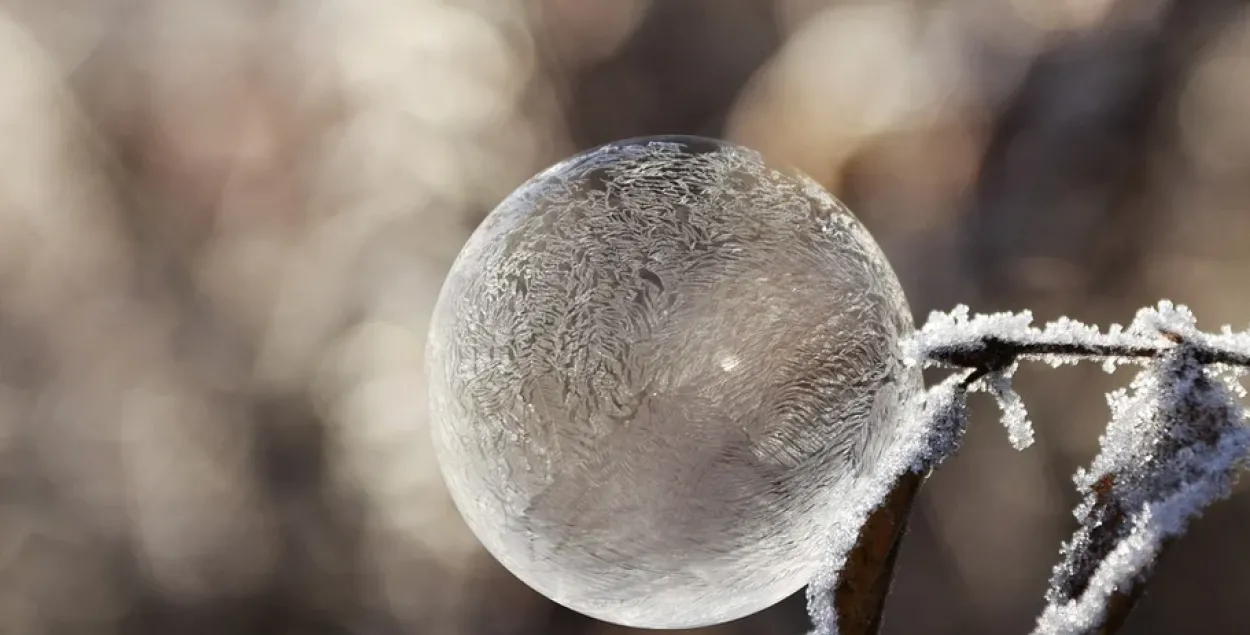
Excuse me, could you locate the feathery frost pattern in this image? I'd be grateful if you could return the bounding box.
[427,135,921,629]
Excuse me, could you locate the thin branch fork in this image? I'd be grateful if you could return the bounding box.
[821,308,1250,635]
[911,320,1250,635]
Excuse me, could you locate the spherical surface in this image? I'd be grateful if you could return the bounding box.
[426,136,921,628]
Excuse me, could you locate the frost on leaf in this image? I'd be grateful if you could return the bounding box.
[911,373,972,473]
[1033,344,1250,635]
[806,375,970,635]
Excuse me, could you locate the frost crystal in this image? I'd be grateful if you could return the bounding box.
[980,366,1034,450]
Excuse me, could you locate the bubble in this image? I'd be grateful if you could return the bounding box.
[426,136,921,628]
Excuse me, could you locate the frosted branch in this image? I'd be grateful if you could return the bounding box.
[813,302,1250,635]
[904,302,1250,374]
[891,301,1250,635]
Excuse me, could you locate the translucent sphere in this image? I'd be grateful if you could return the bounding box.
[426,136,921,628]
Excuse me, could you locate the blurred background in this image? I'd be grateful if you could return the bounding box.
[0,0,1248,633]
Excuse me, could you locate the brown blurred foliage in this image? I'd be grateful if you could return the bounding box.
[0,0,1249,634]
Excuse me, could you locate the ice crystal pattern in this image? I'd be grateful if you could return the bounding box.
[425,136,922,629]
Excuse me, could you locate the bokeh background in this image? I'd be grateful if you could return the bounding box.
[0,0,1248,633]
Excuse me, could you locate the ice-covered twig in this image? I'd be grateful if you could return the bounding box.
[815,302,1250,635]
[903,302,1250,458]
[905,302,1250,374]
[894,302,1250,635]
[982,365,1035,450]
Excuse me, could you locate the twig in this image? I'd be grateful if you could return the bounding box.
[924,334,1250,374]
[908,308,1250,635]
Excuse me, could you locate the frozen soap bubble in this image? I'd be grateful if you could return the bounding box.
[426,135,921,629]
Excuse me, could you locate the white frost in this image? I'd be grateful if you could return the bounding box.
[806,373,970,635]
[981,366,1034,450]
[904,304,1172,370]
[1033,344,1250,635]
[812,301,1250,635]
